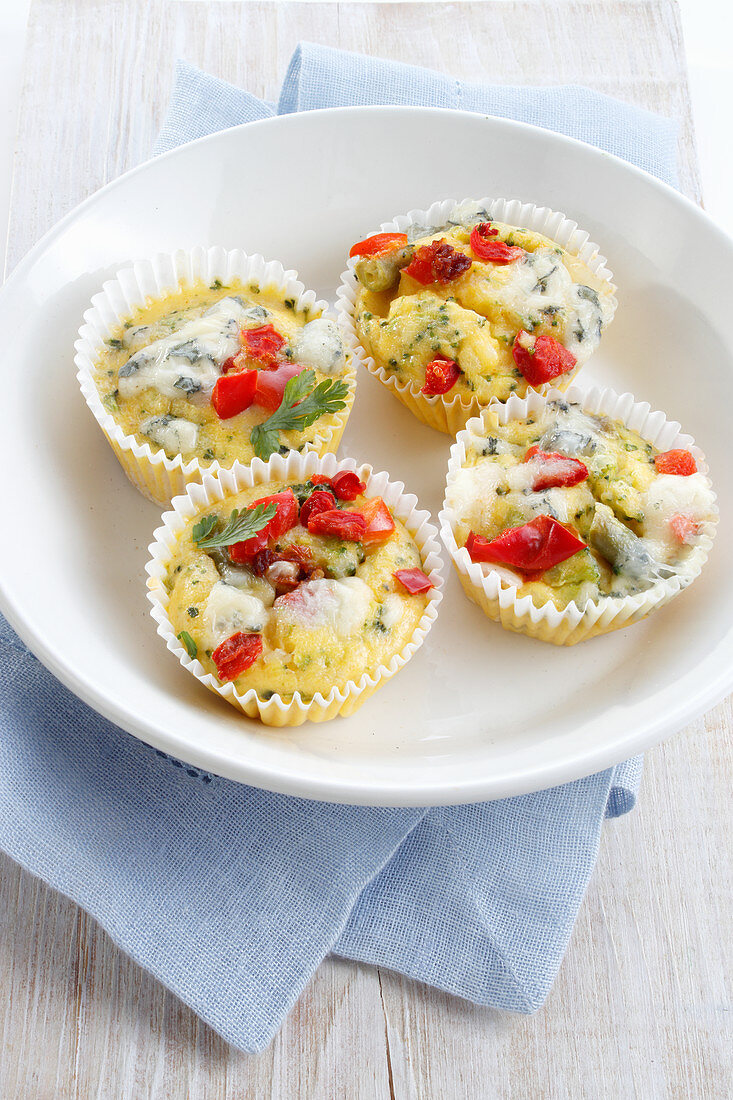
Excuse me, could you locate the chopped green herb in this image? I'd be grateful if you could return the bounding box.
[106,337,124,350]
[210,279,223,290]
[202,448,215,461]
[187,607,199,618]
[102,393,119,413]
[177,631,198,659]
[250,370,349,460]
[192,502,277,550]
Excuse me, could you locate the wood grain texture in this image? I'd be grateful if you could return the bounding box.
[1,2,729,1097]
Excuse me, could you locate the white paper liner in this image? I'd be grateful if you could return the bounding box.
[336,196,617,435]
[439,384,718,646]
[75,246,357,506]
[146,450,444,725]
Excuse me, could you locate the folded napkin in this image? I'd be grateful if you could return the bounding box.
[0,43,679,1053]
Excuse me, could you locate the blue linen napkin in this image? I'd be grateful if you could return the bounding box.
[0,43,678,1052]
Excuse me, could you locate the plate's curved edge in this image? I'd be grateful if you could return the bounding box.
[1,105,732,805]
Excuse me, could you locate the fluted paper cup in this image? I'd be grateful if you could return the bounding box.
[336,197,617,436]
[146,449,444,725]
[75,246,357,506]
[439,385,717,645]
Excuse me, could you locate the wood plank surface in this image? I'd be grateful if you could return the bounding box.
[1,2,729,1097]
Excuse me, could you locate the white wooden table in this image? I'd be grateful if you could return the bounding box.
[0,3,730,1096]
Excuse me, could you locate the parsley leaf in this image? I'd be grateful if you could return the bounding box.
[192,502,277,550]
[250,370,350,460]
[177,631,198,659]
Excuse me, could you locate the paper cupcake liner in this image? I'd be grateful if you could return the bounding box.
[146,450,444,725]
[75,246,357,507]
[336,196,617,436]
[439,384,718,646]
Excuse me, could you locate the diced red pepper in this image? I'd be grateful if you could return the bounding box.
[253,489,299,538]
[422,355,461,396]
[229,490,299,561]
[211,369,257,419]
[403,239,472,285]
[349,232,408,258]
[669,512,701,544]
[254,361,307,412]
[221,355,238,373]
[310,474,332,486]
[358,497,396,545]
[393,568,433,594]
[522,445,589,490]
[466,516,586,573]
[307,508,367,541]
[469,229,524,264]
[299,489,336,527]
[654,449,697,476]
[512,331,577,387]
[331,470,367,501]
[212,632,263,682]
[240,324,286,365]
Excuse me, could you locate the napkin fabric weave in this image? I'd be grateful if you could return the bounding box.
[0,42,679,1052]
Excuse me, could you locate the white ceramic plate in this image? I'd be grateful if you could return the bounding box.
[0,107,730,806]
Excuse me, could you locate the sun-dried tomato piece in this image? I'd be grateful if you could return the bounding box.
[669,512,701,544]
[654,450,697,476]
[211,369,257,419]
[212,632,263,682]
[422,355,461,396]
[393,568,433,594]
[466,516,586,572]
[522,445,589,490]
[250,548,278,576]
[240,324,286,365]
[349,232,408,258]
[307,508,367,541]
[512,331,577,387]
[299,489,336,527]
[403,239,472,285]
[469,229,524,264]
[310,474,332,486]
[358,497,396,544]
[331,471,367,501]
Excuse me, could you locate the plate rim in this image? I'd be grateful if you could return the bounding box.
[1,104,731,805]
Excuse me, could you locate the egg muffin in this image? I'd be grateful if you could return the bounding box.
[147,455,442,725]
[338,199,616,435]
[440,389,717,645]
[76,248,356,505]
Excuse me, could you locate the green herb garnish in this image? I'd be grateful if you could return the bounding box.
[192,502,277,549]
[102,392,119,413]
[177,631,198,659]
[250,370,349,460]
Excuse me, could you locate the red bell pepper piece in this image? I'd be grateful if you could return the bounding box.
[211,369,257,419]
[654,449,697,476]
[522,445,589,490]
[331,471,367,501]
[310,474,332,486]
[403,240,472,285]
[466,516,586,572]
[469,227,524,264]
[358,497,396,545]
[299,489,336,527]
[349,232,408,258]
[212,632,263,682]
[307,508,367,541]
[240,324,286,365]
[512,331,577,387]
[254,361,307,412]
[669,512,701,544]
[229,490,299,562]
[422,355,461,396]
[393,568,433,594]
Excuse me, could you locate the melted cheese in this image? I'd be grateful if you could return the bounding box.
[274,577,374,637]
[141,414,199,455]
[118,297,246,399]
[292,318,346,375]
[202,581,268,648]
